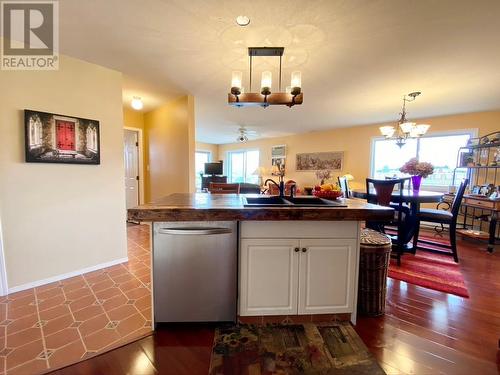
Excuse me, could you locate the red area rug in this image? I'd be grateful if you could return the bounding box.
[388,246,469,298]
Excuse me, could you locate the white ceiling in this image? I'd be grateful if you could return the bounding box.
[59,0,500,143]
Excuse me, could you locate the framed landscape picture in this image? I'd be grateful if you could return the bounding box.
[296,151,343,171]
[24,109,100,164]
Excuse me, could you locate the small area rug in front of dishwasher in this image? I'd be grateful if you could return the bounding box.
[209,322,385,375]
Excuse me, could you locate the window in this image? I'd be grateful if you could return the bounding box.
[371,132,472,188]
[195,151,211,190]
[227,150,260,184]
[29,115,43,148]
[86,126,98,152]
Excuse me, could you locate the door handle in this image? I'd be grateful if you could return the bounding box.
[301,247,307,252]
[158,227,232,235]
[294,247,300,252]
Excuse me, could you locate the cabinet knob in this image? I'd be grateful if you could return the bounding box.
[294,247,300,252]
[301,247,307,252]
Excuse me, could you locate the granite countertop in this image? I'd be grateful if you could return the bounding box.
[127,193,394,222]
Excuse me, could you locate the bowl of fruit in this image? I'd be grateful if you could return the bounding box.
[313,183,343,200]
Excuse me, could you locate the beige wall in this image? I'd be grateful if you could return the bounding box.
[144,95,195,202]
[0,55,127,290]
[218,111,500,190]
[196,142,219,161]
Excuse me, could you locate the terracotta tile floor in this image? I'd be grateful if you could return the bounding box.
[0,224,152,375]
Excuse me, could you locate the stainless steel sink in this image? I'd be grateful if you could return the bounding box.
[243,196,347,207]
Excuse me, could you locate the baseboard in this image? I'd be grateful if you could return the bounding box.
[7,257,128,295]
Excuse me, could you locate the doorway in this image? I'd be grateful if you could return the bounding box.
[124,128,143,210]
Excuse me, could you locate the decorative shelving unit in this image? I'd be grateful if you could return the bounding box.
[452,131,500,253]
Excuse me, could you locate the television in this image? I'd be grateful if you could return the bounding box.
[204,162,223,176]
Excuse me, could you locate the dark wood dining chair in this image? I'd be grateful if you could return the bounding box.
[414,179,469,263]
[365,178,410,265]
[208,182,240,194]
[338,176,350,198]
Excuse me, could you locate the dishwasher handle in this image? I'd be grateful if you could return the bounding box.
[158,227,233,235]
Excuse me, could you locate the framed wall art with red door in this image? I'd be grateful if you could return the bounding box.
[24,109,100,164]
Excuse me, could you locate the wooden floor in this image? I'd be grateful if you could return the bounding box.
[49,227,499,375]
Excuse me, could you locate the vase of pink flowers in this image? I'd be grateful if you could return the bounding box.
[399,158,434,191]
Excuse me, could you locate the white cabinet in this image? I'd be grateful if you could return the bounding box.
[297,239,357,314]
[239,239,299,315]
[238,222,359,317]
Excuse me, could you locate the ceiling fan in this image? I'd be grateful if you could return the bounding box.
[236,126,258,143]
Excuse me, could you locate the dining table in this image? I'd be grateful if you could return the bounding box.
[352,188,444,252]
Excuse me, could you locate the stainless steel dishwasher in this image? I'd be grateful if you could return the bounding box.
[152,221,237,324]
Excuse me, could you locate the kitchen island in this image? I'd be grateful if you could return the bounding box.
[128,193,393,325]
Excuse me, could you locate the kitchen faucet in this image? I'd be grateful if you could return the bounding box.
[264,177,285,198]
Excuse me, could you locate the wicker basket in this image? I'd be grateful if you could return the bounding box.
[358,229,392,316]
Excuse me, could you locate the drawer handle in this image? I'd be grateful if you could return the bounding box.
[294,247,300,252]
[158,227,232,235]
[301,247,307,253]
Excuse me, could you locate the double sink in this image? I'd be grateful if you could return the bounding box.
[243,196,347,207]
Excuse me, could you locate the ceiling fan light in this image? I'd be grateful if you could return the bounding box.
[380,126,395,138]
[131,97,143,110]
[399,122,415,134]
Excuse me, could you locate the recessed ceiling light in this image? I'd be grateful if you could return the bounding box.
[131,96,143,110]
[236,15,250,26]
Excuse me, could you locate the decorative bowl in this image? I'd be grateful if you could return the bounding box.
[313,190,343,200]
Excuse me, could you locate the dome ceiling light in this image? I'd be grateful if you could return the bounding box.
[228,47,303,108]
[379,91,430,148]
[236,15,250,26]
[131,96,143,111]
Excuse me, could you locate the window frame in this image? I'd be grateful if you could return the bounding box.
[195,150,212,190]
[370,129,478,191]
[226,149,260,184]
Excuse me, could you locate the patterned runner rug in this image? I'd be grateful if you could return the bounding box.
[209,323,385,375]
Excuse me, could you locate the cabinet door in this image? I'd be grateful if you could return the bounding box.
[298,239,358,314]
[239,239,299,316]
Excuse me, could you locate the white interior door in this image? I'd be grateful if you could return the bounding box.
[124,129,139,209]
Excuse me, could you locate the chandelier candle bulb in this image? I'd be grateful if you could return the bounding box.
[290,71,302,95]
[261,71,272,95]
[231,71,243,95]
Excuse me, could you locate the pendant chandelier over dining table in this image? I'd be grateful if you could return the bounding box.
[228,47,303,108]
[379,91,431,148]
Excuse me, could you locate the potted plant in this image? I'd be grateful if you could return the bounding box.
[399,158,434,191]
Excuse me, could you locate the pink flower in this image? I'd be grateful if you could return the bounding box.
[400,158,434,178]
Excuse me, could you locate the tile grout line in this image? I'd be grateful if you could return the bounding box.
[60,283,89,358]
[33,288,50,370]
[81,274,118,336]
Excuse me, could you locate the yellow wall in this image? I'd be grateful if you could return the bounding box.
[144,95,195,202]
[0,54,127,290]
[123,107,145,130]
[196,142,219,160]
[218,111,500,190]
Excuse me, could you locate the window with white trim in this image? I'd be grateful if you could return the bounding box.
[195,151,211,190]
[371,132,472,188]
[227,150,260,184]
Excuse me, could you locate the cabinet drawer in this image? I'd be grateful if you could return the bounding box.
[240,221,359,239]
[464,198,497,210]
